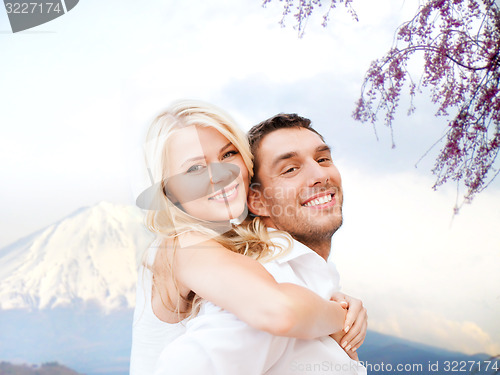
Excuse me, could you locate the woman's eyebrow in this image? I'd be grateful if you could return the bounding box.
[180,142,233,167]
[181,155,204,167]
[219,142,233,153]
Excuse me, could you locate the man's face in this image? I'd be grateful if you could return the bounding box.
[249,127,343,244]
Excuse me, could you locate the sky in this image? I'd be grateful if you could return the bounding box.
[1,0,499,356]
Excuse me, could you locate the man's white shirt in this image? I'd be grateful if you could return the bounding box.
[153,231,367,375]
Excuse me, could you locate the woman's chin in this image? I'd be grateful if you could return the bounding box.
[212,202,248,223]
[182,197,247,222]
[229,201,247,218]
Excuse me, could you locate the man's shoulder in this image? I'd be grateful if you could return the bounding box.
[263,228,341,296]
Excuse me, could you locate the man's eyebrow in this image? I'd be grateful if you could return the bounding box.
[316,144,332,153]
[270,144,332,168]
[271,151,299,169]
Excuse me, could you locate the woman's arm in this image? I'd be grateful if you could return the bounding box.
[169,236,347,340]
[268,283,347,339]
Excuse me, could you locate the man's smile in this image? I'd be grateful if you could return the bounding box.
[301,190,337,209]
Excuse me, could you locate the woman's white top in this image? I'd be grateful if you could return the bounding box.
[129,243,187,375]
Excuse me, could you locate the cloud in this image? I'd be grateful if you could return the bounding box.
[369,307,500,355]
[333,165,500,355]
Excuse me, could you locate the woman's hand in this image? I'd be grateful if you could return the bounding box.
[330,292,367,356]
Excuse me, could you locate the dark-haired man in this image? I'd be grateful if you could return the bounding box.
[155,113,367,375]
[247,113,344,262]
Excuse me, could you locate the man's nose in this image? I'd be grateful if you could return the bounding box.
[305,160,329,186]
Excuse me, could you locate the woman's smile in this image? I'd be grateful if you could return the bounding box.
[208,183,240,202]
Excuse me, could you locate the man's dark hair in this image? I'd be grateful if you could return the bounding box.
[248,113,325,181]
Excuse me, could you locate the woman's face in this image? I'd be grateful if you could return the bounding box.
[165,125,249,222]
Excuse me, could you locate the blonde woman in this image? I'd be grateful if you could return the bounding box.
[130,100,363,374]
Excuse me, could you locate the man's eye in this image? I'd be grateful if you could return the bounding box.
[318,157,332,164]
[283,167,298,174]
[187,164,205,173]
[222,150,238,160]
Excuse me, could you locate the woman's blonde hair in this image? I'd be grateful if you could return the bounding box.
[141,99,289,319]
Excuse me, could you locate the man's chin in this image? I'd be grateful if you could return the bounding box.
[310,216,343,236]
[303,210,342,225]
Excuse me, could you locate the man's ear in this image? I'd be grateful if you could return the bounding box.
[247,182,270,217]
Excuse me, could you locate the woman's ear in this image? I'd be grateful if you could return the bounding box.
[247,182,269,217]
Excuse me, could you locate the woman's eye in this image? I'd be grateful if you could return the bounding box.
[186,164,205,173]
[222,150,238,160]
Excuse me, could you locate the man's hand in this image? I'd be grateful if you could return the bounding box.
[330,292,367,358]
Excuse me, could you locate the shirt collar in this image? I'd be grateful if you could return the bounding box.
[267,228,329,265]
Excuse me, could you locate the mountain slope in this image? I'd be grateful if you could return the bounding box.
[0,361,83,375]
[358,330,498,374]
[0,202,153,311]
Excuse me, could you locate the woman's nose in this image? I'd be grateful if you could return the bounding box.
[209,163,239,186]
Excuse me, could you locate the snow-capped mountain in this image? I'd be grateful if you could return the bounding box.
[0,202,154,311]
